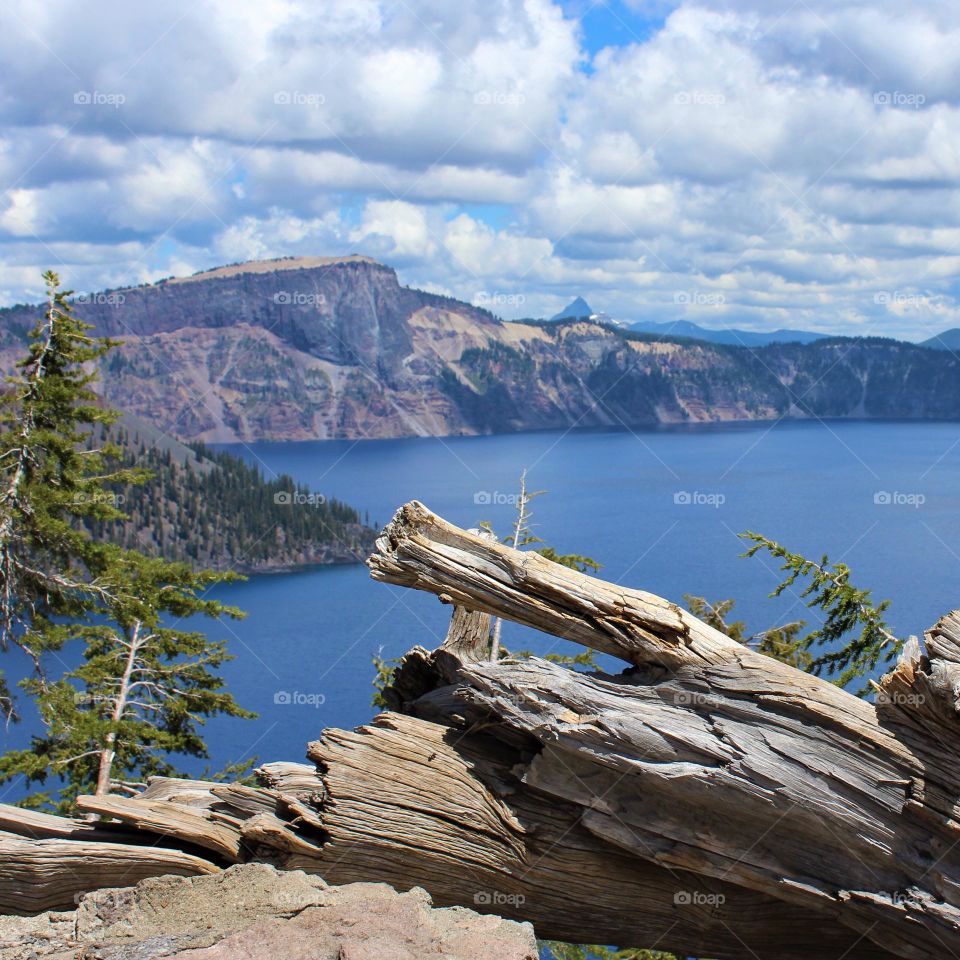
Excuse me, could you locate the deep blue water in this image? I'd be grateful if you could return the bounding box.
[4,420,960,790]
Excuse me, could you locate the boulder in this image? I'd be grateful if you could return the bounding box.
[0,863,537,960]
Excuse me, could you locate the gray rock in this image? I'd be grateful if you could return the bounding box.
[0,864,538,960]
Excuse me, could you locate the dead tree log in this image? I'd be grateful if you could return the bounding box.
[0,834,218,914]
[360,502,960,959]
[3,501,959,960]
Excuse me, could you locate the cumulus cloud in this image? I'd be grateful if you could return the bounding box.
[350,200,438,261]
[1,0,960,338]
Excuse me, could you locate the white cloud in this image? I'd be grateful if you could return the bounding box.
[0,189,48,237]
[3,0,960,339]
[350,200,437,260]
[213,209,345,263]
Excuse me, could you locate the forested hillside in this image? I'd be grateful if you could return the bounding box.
[89,421,375,572]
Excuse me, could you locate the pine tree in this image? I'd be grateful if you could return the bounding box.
[540,946,677,960]
[0,554,253,809]
[0,272,143,707]
[0,273,254,809]
[684,594,811,670]
[371,472,604,707]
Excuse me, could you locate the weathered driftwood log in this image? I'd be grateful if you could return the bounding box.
[307,711,889,960]
[5,501,960,960]
[360,502,960,959]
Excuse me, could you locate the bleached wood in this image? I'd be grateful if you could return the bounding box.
[369,500,760,668]
[360,501,960,959]
[0,835,217,914]
[74,795,245,862]
[0,803,140,844]
[256,761,325,800]
[303,712,887,960]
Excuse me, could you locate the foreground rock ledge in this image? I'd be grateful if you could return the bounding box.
[0,863,537,960]
[4,502,960,960]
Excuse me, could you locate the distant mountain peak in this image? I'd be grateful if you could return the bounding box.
[628,318,827,347]
[921,328,960,351]
[551,296,593,321]
[3,259,955,446]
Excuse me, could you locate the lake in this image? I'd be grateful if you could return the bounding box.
[4,420,960,788]
[197,419,960,776]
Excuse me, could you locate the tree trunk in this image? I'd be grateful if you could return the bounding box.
[94,619,142,796]
[359,501,960,959]
[5,501,960,960]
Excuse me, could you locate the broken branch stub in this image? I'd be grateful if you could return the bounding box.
[367,500,738,669]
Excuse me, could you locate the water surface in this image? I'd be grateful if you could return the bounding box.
[201,419,960,773]
[4,421,959,787]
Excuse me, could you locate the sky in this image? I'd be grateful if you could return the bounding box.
[2,0,960,339]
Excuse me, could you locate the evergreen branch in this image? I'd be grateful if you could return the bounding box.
[740,531,901,693]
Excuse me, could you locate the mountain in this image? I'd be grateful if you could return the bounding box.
[90,414,376,572]
[628,318,828,347]
[921,329,960,351]
[548,297,825,343]
[551,296,594,321]
[2,256,960,442]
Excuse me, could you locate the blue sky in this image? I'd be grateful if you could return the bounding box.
[1,0,960,339]
[570,0,671,60]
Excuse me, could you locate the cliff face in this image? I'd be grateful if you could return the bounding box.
[2,256,958,441]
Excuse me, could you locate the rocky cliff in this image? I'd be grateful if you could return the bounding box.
[2,256,958,441]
